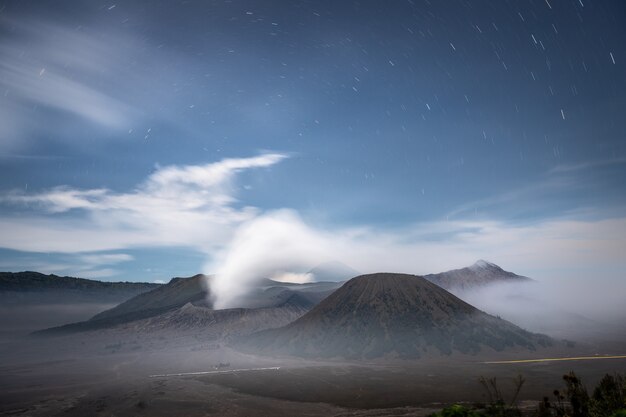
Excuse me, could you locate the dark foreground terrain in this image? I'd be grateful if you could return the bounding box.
[1,327,625,417]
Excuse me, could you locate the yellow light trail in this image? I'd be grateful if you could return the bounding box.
[484,355,626,364]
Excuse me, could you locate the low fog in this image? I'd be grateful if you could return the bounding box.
[454,281,626,341]
[0,302,117,338]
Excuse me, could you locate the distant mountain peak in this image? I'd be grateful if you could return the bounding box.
[469,259,500,270]
[423,261,530,291]
[168,273,207,284]
[307,260,359,282]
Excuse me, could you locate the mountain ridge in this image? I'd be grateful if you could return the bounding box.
[0,271,159,293]
[34,274,342,335]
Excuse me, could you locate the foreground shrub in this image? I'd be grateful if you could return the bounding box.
[431,404,486,417]
[432,372,626,417]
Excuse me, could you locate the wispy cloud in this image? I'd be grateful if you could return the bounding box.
[78,253,134,266]
[0,13,303,155]
[446,155,626,221]
[5,153,286,215]
[0,153,287,253]
[550,157,626,174]
[445,176,574,220]
[0,251,132,279]
[0,17,139,151]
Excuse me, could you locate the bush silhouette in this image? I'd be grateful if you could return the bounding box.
[431,404,486,417]
[536,372,626,417]
[430,372,626,417]
[591,374,625,417]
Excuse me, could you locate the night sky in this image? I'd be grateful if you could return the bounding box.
[0,0,625,284]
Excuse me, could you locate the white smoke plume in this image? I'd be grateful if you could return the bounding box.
[208,210,332,308]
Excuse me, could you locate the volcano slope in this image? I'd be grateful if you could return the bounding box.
[33,274,338,336]
[237,273,552,359]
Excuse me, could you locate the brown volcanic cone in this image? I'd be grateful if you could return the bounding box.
[238,273,551,359]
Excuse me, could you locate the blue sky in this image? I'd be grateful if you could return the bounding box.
[0,0,625,285]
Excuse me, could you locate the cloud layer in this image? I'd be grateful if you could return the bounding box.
[0,153,286,253]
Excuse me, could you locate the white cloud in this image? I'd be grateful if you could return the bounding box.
[445,176,574,219]
[0,19,138,150]
[78,253,134,266]
[2,60,131,127]
[550,157,626,174]
[147,154,286,191]
[271,272,315,284]
[0,153,287,253]
[0,253,130,280]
